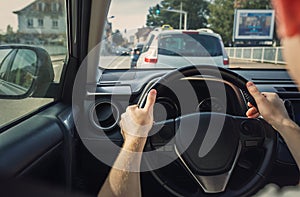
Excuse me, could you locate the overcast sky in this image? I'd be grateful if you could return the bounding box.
[0,0,160,34]
[0,0,33,33]
[108,0,161,32]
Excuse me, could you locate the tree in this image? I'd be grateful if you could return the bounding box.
[112,30,124,46]
[208,0,234,46]
[146,0,209,29]
[240,0,272,9]
[208,0,273,46]
[6,25,14,35]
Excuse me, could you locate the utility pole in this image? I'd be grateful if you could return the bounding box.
[184,11,187,30]
[179,2,182,29]
[166,6,188,30]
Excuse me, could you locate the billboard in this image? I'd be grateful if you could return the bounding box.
[233,9,275,41]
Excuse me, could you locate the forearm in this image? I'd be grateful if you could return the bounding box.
[98,138,146,197]
[276,119,300,174]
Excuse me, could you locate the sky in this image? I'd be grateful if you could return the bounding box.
[0,0,33,33]
[108,0,161,32]
[0,0,160,36]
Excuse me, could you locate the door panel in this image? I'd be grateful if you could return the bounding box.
[0,103,73,187]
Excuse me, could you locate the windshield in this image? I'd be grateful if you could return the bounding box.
[100,0,285,70]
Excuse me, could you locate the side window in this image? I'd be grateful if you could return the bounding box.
[38,18,44,27]
[52,20,59,29]
[27,19,34,28]
[38,2,45,11]
[0,0,68,127]
[143,34,155,53]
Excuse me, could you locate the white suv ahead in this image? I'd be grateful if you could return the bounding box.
[136,29,229,68]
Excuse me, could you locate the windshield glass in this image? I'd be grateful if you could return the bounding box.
[100,0,285,70]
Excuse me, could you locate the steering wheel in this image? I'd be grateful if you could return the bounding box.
[138,65,277,197]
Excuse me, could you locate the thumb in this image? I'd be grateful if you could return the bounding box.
[143,89,157,112]
[246,81,266,106]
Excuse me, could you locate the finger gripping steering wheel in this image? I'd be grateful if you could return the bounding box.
[139,65,276,197]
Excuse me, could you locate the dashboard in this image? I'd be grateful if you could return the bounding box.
[84,68,300,188]
[91,67,299,131]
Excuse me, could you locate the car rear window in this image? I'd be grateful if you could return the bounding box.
[158,34,223,57]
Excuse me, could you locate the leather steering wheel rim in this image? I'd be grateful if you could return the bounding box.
[139,65,276,197]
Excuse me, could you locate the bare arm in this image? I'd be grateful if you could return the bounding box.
[98,89,157,197]
[246,82,300,174]
[246,0,300,177]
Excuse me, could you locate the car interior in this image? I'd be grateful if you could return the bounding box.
[0,0,299,196]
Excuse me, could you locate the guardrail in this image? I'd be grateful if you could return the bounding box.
[225,47,286,65]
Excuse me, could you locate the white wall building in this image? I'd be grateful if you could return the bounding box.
[13,0,66,35]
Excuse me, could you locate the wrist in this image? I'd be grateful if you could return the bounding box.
[274,118,300,136]
[122,136,147,152]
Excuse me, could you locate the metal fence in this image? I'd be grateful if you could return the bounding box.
[225,47,286,64]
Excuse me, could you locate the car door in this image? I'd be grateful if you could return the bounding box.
[0,0,85,194]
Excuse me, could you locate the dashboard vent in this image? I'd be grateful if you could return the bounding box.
[275,87,299,92]
[89,101,120,131]
[250,78,294,85]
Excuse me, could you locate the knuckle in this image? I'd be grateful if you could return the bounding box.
[121,113,126,120]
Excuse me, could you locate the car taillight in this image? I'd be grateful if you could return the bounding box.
[182,31,198,34]
[223,58,229,65]
[144,57,158,63]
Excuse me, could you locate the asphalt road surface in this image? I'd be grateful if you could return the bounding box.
[99,56,286,69]
[229,58,285,69]
[0,55,286,127]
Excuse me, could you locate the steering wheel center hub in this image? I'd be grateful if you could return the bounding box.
[175,113,240,176]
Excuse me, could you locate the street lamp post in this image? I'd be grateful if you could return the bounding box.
[165,5,188,30]
[179,2,182,29]
[184,10,187,30]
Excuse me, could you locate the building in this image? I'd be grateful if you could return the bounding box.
[14,0,65,34]
[13,0,66,45]
[134,26,153,44]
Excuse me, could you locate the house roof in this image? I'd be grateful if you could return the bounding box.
[13,0,64,17]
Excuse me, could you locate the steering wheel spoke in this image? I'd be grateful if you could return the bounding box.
[172,113,242,193]
[175,139,242,193]
[236,118,266,148]
[149,119,176,150]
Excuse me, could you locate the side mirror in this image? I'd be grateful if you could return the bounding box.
[0,45,54,99]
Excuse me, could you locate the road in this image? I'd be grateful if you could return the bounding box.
[0,55,286,127]
[100,55,131,69]
[99,56,286,69]
[229,58,285,69]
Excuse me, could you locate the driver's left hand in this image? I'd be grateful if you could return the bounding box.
[119,89,156,151]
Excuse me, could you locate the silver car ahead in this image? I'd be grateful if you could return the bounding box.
[136,29,229,68]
